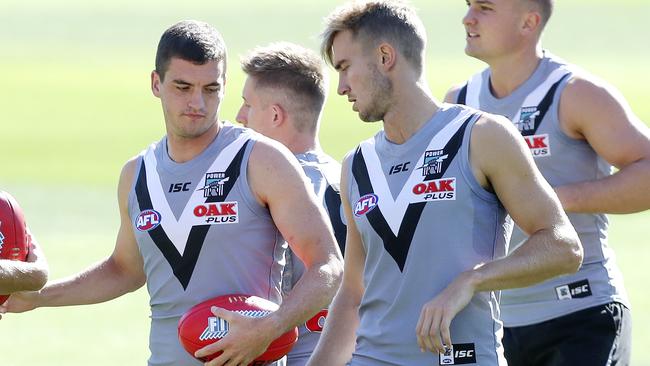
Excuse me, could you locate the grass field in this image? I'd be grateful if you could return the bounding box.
[1,1,649,365]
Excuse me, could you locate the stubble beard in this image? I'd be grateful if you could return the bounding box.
[358,65,393,123]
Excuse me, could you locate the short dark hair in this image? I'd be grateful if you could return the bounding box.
[155,20,227,81]
[528,0,554,28]
[321,0,427,76]
[241,42,327,132]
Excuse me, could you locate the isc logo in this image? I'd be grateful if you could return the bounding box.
[135,209,161,232]
[439,343,477,365]
[523,134,551,157]
[556,279,592,300]
[354,194,378,217]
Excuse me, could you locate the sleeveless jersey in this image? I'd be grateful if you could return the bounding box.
[455,52,629,327]
[348,104,510,366]
[128,122,286,366]
[283,151,346,365]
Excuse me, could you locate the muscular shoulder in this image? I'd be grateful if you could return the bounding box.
[561,72,636,138]
[117,156,141,209]
[470,113,532,185]
[248,136,308,204]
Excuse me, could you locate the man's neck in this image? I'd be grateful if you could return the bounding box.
[488,46,544,99]
[281,130,318,155]
[382,80,440,145]
[167,122,220,163]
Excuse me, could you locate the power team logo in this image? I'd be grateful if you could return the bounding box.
[555,279,592,300]
[419,150,448,177]
[412,178,456,202]
[517,106,540,133]
[354,194,378,217]
[523,134,551,157]
[439,343,477,365]
[198,172,230,198]
[193,202,239,224]
[135,209,161,232]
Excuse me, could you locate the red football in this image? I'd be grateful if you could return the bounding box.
[178,294,298,364]
[0,191,29,303]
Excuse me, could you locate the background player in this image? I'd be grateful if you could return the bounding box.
[446,1,650,364]
[236,42,347,365]
[308,1,582,365]
[1,20,343,366]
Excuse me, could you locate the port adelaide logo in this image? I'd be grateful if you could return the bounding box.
[198,172,230,198]
[517,106,540,133]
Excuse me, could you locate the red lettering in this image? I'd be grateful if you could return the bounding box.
[207,204,220,216]
[413,183,426,195]
[219,203,237,215]
[438,179,453,191]
[194,205,207,217]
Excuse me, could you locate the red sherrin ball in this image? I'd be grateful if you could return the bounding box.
[0,191,29,303]
[178,294,298,364]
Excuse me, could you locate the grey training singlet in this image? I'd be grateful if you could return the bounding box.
[456,52,629,327]
[348,104,510,366]
[283,151,346,366]
[128,122,286,366]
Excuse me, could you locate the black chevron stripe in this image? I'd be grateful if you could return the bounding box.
[351,116,473,272]
[522,74,570,136]
[134,140,250,289]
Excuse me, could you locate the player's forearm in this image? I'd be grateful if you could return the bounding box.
[470,225,582,292]
[36,257,144,308]
[307,286,360,366]
[265,255,343,338]
[0,261,48,293]
[556,159,650,214]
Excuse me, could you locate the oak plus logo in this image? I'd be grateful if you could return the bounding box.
[523,134,551,157]
[412,178,456,202]
[193,202,239,225]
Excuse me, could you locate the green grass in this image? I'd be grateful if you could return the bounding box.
[1,0,649,365]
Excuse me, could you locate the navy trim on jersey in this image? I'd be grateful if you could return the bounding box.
[521,75,570,136]
[324,184,347,254]
[134,141,250,289]
[457,83,468,105]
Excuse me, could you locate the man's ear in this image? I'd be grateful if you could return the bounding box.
[378,42,397,71]
[151,71,161,97]
[271,104,286,127]
[521,10,542,36]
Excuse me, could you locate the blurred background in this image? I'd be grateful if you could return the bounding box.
[1,0,649,364]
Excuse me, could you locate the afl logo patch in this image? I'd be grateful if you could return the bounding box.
[354,194,378,217]
[135,209,161,231]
